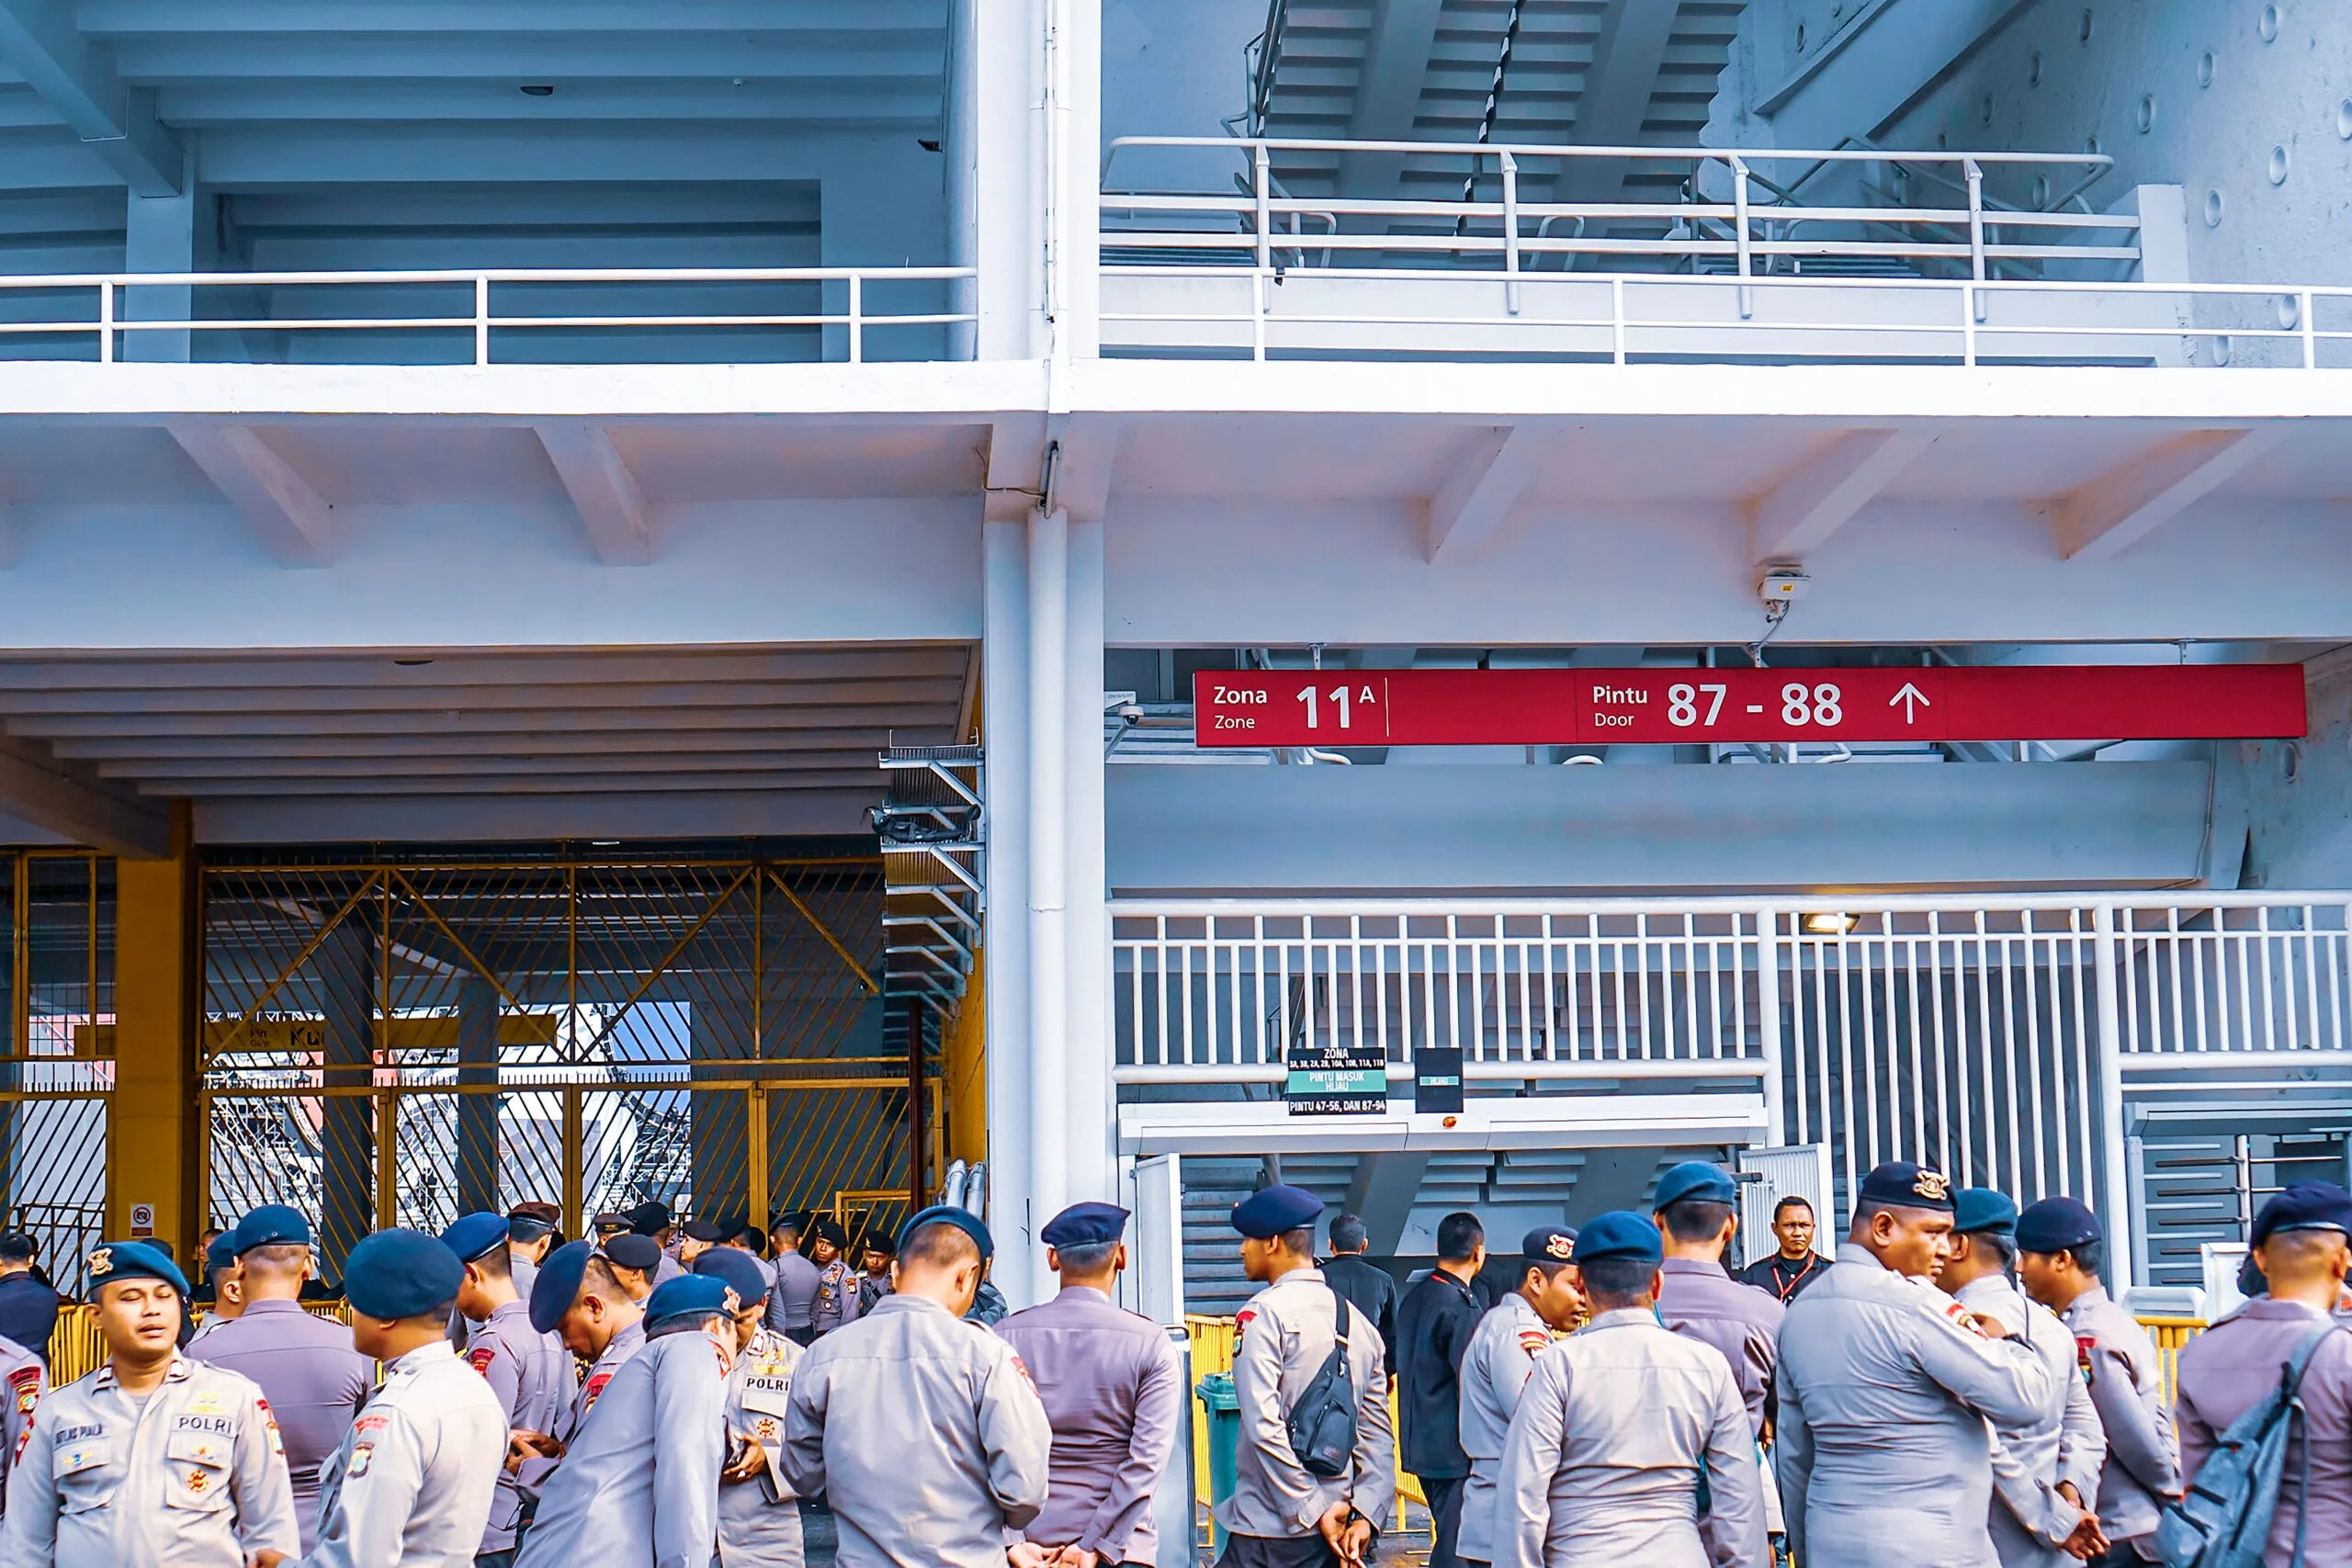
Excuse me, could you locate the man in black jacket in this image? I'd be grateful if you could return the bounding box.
[1394,1211,1487,1568]
[1320,1213,1400,1374]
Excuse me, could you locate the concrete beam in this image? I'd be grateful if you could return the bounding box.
[1340,0,1446,198]
[1748,428,1934,560]
[0,0,182,196]
[535,422,652,565]
[984,413,1048,525]
[167,423,338,566]
[1043,413,1120,525]
[2056,427,2288,563]
[0,729,169,856]
[1342,1151,1433,1256]
[1555,0,1682,204]
[1427,424,1547,562]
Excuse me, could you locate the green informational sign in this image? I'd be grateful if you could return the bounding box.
[1284,1043,1388,1115]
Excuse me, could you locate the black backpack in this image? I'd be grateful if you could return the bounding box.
[1286,1282,1361,1479]
[2156,1320,2338,1568]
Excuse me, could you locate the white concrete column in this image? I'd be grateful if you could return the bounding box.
[981,517,1037,1303]
[1044,0,1102,362]
[1025,509,1071,1240]
[954,0,1047,359]
[1062,514,1113,1200]
[124,142,205,363]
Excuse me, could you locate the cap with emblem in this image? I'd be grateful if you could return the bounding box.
[2015,1196,2101,1254]
[1042,1201,1131,1249]
[440,1211,512,1266]
[2253,1180,2352,1247]
[232,1202,312,1256]
[528,1239,594,1334]
[1857,1161,1957,1214]
[1520,1224,1578,1264]
[1652,1161,1739,1211]
[603,1233,662,1272]
[88,1237,190,1296]
[591,1212,632,1236]
[628,1201,673,1235]
[645,1274,732,1331]
[1229,1184,1323,1240]
[506,1201,560,1242]
[1571,1211,1664,1267]
[897,1203,994,1263]
[1952,1188,2019,1237]
[344,1228,464,1321]
[204,1232,240,1278]
[680,1218,727,1246]
[693,1246,770,1307]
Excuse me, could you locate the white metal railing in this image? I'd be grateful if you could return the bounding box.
[0,266,976,366]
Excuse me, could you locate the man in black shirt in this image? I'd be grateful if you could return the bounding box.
[1394,1211,1487,1568]
[1319,1213,1400,1374]
[1733,1193,1832,1303]
[0,1233,59,1363]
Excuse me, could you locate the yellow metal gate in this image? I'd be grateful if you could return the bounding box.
[198,850,927,1273]
[0,852,112,1292]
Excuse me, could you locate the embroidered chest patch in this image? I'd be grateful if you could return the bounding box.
[185,1467,209,1495]
[469,1346,497,1377]
[8,1366,38,1416]
[346,1443,374,1480]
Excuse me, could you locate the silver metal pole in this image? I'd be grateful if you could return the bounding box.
[2092,903,2136,1288]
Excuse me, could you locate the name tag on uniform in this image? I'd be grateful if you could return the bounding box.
[174,1414,232,1439]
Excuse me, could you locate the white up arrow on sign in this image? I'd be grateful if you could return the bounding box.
[1890,682,1930,724]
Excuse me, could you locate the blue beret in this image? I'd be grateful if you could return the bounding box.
[87,1239,189,1296]
[344,1229,464,1321]
[1042,1202,1130,1249]
[897,1204,993,1264]
[1953,1188,2018,1236]
[2254,1180,2352,1247]
[1230,1185,1323,1240]
[2015,1196,2101,1254]
[1520,1225,1578,1264]
[529,1239,594,1335]
[441,1212,511,1265]
[232,1203,312,1255]
[1573,1211,1664,1267]
[1654,1161,1738,1211]
[1857,1162,1955,1213]
[692,1247,770,1306]
[204,1234,240,1276]
[603,1234,662,1271]
[645,1274,731,1330]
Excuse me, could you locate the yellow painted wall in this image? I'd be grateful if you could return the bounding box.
[106,810,197,1259]
[944,949,986,1167]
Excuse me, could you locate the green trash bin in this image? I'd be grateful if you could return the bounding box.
[1197,1372,1241,1553]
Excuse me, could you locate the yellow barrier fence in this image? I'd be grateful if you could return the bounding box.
[48,1301,357,1385]
[2140,1315,2205,1409]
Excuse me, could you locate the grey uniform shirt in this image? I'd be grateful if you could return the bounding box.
[810,1262,854,1337]
[1498,1308,1765,1568]
[0,1352,300,1568]
[995,1286,1184,1564]
[781,1293,1053,1568]
[2060,1286,2177,1551]
[519,1318,642,1504]
[192,1297,372,1554]
[288,1339,506,1568]
[767,1254,820,1334]
[1657,1258,1784,1441]
[512,1325,729,1568]
[718,1328,805,1568]
[1774,1246,2053,1568]
[2177,1298,2352,1568]
[1216,1266,1396,1543]
[1456,1293,1552,1566]
[0,1336,46,1515]
[466,1299,571,1552]
[1954,1275,2105,1568]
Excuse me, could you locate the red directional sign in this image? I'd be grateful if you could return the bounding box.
[1193,665,2306,748]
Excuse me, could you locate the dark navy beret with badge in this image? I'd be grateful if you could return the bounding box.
[1042,1201,1130,1249]
[343,1228,464,1321]
[603,1233,662,1271]
[87,1237,189,1296]
[1653,1161,1739,1210]
[1571,1211,1663,1266]
[1858,1161,1957,1213]
[808,1215,847,1247]
[529,1238,594,1334]
[645,1274,731,1332]
[693,1246,770,1307]
[2253,1179,2352,1247]
[232,1202,312,1255]
[1953,1188,2019,1236]
[1521,1225,1578,1264]
[897,1203,994,1263]
[440,1211,511,1265]
[2016,1196,2101,1253]
[1229,1184,1323,1239]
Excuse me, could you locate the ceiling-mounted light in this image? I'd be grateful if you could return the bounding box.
[520,84,556,96]
[1803,911,1860,935]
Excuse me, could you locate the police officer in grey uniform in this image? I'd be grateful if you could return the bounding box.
[765,1214,821,1348]
[995,1202,1184,1568]
[807,1221,854,1338]
[512,1276,733,1568]
[1775,1162,2053,1568]
[188,1235,242,1347]
[2017,1198,2179,1567]
[599,1235,662,1304]
[842,1235,894,1326]
[0,1325,46,1516]
[1935,1190,2107,1568]
[197,1206,373,1556]
[1214,1184,1394,1568]
[782,1205,1052,1568]
[1651,1163,1784,1442]
[441,1213,571,1568]
[505,1205,560,1321]
[511,1242,646,1517]
[0,1238,300,1568]
[2175,1179,2352,1568]
[1498,1212,1763,1568]
[1454,1225,1580,1568]
[693,1247,806,1568]
[254,1229,508,1568]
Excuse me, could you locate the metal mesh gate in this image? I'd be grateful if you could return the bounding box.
[199,850,922,1275]
[0,852,112,1292]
